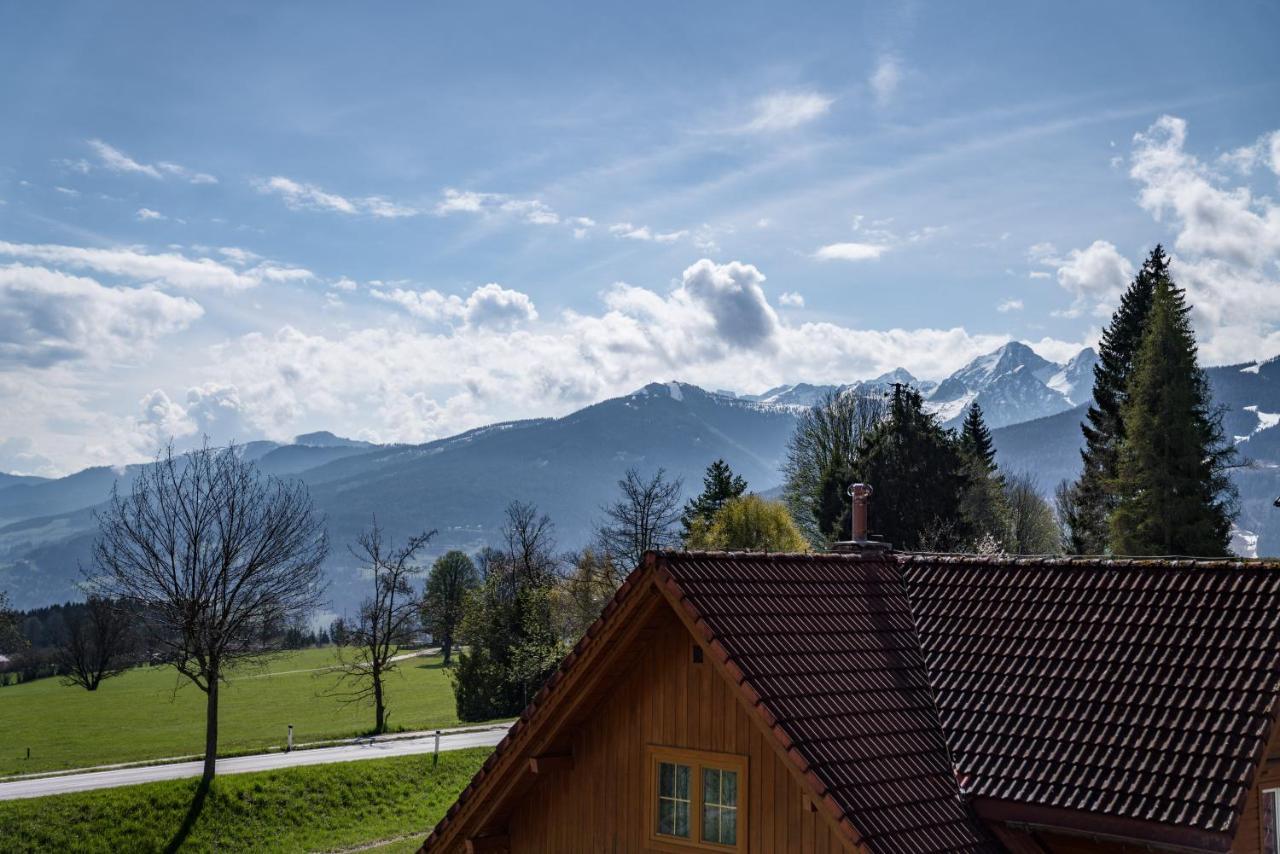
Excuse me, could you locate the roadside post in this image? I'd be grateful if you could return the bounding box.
[433,729,441,766]
[287,724,294,752]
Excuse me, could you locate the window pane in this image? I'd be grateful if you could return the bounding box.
[702,805,721,843]
[659,762,674,797]
[704,767,720,803]
[722,807,737,845]
[658,800,674,836]
[674,800,690,838]
[675,764,690,799]
[723,770,738,806]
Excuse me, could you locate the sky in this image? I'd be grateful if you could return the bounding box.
[2,1,1279,476]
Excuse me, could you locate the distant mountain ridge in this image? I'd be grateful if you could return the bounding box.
[3,343,1278,612]
[738,342,1098,429]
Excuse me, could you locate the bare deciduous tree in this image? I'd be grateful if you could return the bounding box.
[1004,472,1062,555]
[782,391,889,544]
[329,518,434,734]
[93,441,328,786]
[57,595,135,691]
[596,468,683,571]
[503,501,559,586]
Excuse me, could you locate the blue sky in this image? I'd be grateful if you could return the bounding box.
[2,1,1279,475]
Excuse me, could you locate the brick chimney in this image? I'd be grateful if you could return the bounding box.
[831,482,891,553]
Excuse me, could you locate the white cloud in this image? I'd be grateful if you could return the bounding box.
[1131,116,1280,269]
[435,189,495,215]
[433,188,597,232]
[1217,130,1280,177]
[87,139,216,184]
[779,291,805,308]
[997,299,1024,313]
[500,198,560,225]
[136,207,166,221]
[1038,240,1135,318]
[743,91,834,132]
[256,176,356,214]
[0,437,55,478]
[15,253,1092,473]
[1126,115,1280,362]
[0,241,312,291]
[0,264,203,367]
[463,283,540,328]
[608,222,688,243]
[814,242,889,261]
[679,259,780,349]
[870,55,902,106]
[372,282,538,329]
[55,186,80,197]
[254,176,417,218]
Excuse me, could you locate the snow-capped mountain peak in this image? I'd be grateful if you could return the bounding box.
[924,342,1096,429]
[1045,347,1099,406]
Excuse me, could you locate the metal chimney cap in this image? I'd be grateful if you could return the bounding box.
[848,483,873,498]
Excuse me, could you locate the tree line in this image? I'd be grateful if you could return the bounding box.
[780,383,1059,555]
[445,461,806,721]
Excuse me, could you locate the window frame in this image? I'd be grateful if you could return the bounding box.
[1264,787,1280,854]
[646,745,748,853]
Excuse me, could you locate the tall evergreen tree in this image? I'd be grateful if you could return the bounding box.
[1108,275,1236,556]
[957,403,1008,547]
[1069,246,1165,553]
[681,459,747,539]
[853,384,970,550]
[959,403,998,474]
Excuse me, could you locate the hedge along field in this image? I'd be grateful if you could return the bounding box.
[0,748,489,854]
[0,647,463,777]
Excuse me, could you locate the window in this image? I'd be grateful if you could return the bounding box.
[647,746,747,852]
[1265,788,1280,854]
[657,760,691,838]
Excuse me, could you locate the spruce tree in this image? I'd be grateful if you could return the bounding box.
[959,403,997,474]
[681,459,747,539]
[958,403,1008,547]
[1108,274,1236,556]
[1070,245,1165,553]
[853,384,970,550]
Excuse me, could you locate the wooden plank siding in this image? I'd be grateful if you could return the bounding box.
[1233,712,1280,854]
[505,606,859,853]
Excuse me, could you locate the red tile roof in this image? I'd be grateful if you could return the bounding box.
[659,551,992,854]
[422,551,1280,853]
[901,554,1280,844]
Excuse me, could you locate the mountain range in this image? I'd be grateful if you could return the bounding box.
[743,342,1099,428]
[3,342,1278,614]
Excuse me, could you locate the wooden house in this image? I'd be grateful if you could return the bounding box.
[419,549,1280,853]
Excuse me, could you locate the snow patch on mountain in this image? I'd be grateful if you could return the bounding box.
[1244,405,1280,433]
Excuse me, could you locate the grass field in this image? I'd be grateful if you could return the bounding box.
[0,747,488,853]
[0,647,466,777]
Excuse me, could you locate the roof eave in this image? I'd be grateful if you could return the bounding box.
[972,797,1234,853]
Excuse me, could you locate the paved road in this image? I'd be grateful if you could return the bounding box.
[0,725,509,801]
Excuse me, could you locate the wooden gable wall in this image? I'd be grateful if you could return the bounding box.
[505,604,860,854]
[1232,709,1280,854]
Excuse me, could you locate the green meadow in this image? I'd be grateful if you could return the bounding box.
[0,748,488,853]
[0,647,463,777]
